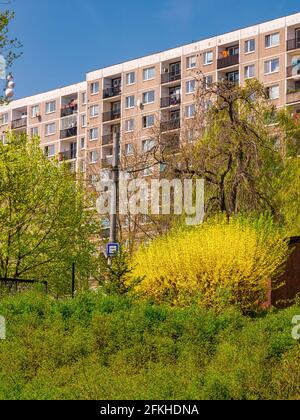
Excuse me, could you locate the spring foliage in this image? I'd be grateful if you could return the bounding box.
[128,216,290,312]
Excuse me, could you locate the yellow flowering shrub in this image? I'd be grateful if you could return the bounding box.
[128,216,290,312]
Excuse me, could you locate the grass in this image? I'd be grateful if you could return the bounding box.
[0,291,299,400]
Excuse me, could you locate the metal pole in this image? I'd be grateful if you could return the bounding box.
[109,130,120,243]
[72,263,76,298]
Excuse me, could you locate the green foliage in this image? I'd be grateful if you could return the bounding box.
[0,133,100,295]
[0,291,299,400]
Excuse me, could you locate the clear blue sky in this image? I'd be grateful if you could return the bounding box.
[7,0,300,99]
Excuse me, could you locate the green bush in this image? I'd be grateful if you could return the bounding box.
[0,291,299,400]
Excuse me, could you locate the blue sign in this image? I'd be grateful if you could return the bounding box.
[106,243,120,257]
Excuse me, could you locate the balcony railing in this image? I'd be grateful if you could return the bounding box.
[161,72,181,84]
[217,54,239,70]
[161,95,181,108]
[287,65,300,78]
[102,134,114,146]
[102,110,121,122]
[287,38,300,52]
[11,117,27,130]
[286,88,300,104]
[101,156,113,168]
[103,87,122,99]
[160,119,181,132]
[61,104,78,117]
[60,126,77,139]
[59,150,77,161]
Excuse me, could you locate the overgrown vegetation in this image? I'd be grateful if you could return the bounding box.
[0,291,299,400]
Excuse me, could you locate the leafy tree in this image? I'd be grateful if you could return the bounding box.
[0,133,100,295]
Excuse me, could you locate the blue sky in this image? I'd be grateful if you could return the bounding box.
[7,0,300,99]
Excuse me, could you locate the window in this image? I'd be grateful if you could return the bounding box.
[126,72,135,85]
[91,82,99,95]
[81,114,87,127]
[125,143,134,156]
[1,113,8,125]
[90,150,98,163]
[265,33,280,48]
[31,127,39,137]
[90,127,99,140]
[266,85,280,100]
[185,104,195,118]
[142,138,155,153]
[143,67,155,81]
[125,95,135,109]
[90,104,99,117]
[31,105,40,118]
[81,92,87,104]
[245,39,256,54]
[45,123,55,136]
[203,75,213,87]
[143,114,155,128]
[45,101,56,114]
[203,51,213,65]
[44,144,55,157]
[143,90,155,104]
[264,58,280,74]
[125,119,135,132]
[186,79,196,94]
[244,64,255,79]
[81,137,85,149]
[186,55,196,69]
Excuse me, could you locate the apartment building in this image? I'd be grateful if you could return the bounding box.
[0,12,300,179]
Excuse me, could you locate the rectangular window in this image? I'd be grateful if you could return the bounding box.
[185,104,195,118]
[90,150,98,163]
[125,119,135,132]
[186,55,196,69]
[143,114,155,128]
[203,75,213,87]
[90,127,99,140]
[245,39,256,54]
[143,67,155,81]
[81,92,87,104]
[126,72,135,85]
[45,123,55,136]
[45,101,56,114]
[142,138,155,153]
[31,127,39,137]
[81,114,87,127]
[125,143,134,156]
[264,58,280,74]
[90,82,99,95]
[244,64,255,79]
[31,105,40,118]
[186,80,196,94]
[203,51,213,65]
[81,137,85,149]
[143,90,155,104]
[90,104,99,117]
[266,85,280,100]
[125,95,135,109]
[44,144,55,157]
[265,33,280,48]
[1,113,8,125]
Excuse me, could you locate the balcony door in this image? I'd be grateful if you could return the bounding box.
[169,62,181,81]
[296,29,300,48]
[70,142,77,159]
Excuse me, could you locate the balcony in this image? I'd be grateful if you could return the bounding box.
[101,155,113,168]
[59,150,77,161]
[217,54,239,70]
[287,65,300,78]
[160,119,180,132]
[161,95,181,108]
[286,88,300,104]
[103,110,121,122]
[11,117,27,130]
[61,104,78,118]
[161,72,181,84]
[60,127,77,139]
[287,38,300,52]
[102,134,114,146]
[103,87,121,99]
